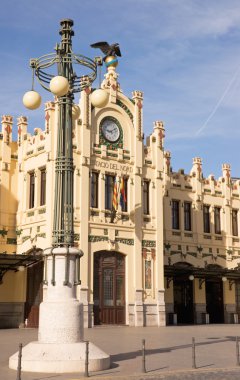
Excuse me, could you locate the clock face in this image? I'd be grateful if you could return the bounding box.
[102,118,120,142]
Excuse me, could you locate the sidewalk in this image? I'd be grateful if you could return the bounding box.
[2,324,240,379]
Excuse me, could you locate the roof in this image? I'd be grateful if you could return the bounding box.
[0,252,42,283]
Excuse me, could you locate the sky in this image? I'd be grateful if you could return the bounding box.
[1,0,240,178]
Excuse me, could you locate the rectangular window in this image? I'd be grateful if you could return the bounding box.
[40,168,46,206]
[172,200,180,229]
[203,205,210,233]
[91,172,99,208]
[232,209,238,236]
[184,202,192,231]
[29,172,35,209]
[105,174,115,210]
[214,207,221,234]
[143,180,150,215]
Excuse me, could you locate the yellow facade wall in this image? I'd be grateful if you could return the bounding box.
[0,271,26,302]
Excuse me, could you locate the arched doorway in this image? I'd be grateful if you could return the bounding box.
[94,251,125,325]
[25,257,44,328]
[173,263,194,324]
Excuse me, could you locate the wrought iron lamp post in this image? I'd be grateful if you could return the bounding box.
[9,19,110,374]
[24,18,97,247]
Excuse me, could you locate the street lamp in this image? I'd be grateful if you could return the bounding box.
[9,19,110,374]
[23,18,97,247]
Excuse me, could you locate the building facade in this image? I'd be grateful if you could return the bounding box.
[1,63,240,328]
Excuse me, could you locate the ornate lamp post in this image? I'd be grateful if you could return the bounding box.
[24,18,97,247]
[9,19,110,374]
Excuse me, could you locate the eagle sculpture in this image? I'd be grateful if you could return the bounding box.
[90,41,121,60]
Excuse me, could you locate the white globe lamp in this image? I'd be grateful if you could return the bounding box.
[72,104,81,120]
[91,89,109,108]
[23,91,42,110]
[49,76,70,97]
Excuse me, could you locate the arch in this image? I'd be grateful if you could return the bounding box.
[93,250,126,325]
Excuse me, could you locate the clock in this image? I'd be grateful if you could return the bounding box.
[101,117,120,142]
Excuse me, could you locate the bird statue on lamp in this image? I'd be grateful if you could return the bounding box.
[90,41,121,68]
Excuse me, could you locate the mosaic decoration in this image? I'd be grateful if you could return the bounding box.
[142,240,156,248]
[0,229,7,238]
[116,99,133,122]
[27,211,34,217]
[116,238,134,245]
[38,208,46,214]
[99,116,123,150]
[145,260,152,289]
[45,111,50,133]
[22,236,30,243]
[74,234,80,241]
[137,100,142,140]
[85,87,90,129]
[188,252,197,258]
[218,254,227,259]
[37,233,46,238]
[7,238,17,245]
[88,235,108,243]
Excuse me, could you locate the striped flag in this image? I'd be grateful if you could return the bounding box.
[120,177,127,210]
[112,177,118,211]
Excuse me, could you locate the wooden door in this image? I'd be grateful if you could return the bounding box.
[25,260,43,328]
[174,279,194,324]
[206,280,224,323]
[94,251,125,325]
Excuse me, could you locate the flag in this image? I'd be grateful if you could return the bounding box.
[120,177,127,210]
[112,177,118,211]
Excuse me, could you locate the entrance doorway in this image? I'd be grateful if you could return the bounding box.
[25,260,44,327]
[174,279,194,324]
[94,251,125,325]
[236,282,240,322]
[206,280,224,323]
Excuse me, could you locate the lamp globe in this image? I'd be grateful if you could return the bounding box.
[23,90,42,110]
[91,89,109,108]
[72,104,81,120]
[49,75,70,97]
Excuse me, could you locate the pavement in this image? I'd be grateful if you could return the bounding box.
[2,324,240,379]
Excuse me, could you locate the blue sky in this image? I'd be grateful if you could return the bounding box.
[1,0,240,178]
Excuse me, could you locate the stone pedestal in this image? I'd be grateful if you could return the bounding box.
[9,247,110,373]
